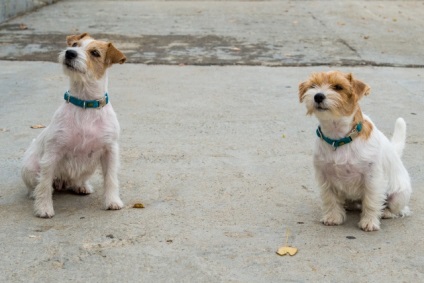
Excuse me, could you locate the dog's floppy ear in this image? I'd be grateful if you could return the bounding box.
[298,81,308,103]
[347,73,370,99]
[106,43,126,65]
[66,33,89,46]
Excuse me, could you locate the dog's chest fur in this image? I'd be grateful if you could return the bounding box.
[313,140,375,199]
[66,118,106,154]
[53,104,119,157]
[47,104,119,180]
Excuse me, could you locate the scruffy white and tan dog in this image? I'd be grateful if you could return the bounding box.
[21,33,126,218]
[298,71,412,231]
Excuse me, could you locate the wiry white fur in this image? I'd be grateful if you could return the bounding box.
[301,77,412,232]
[21,37,124,218]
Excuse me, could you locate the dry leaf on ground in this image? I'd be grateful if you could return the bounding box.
[133,203,145,208]
[30,124,46,129]
[276,246,298,256]
[276,229,298,256]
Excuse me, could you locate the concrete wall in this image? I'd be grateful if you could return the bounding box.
[0,0,58,23]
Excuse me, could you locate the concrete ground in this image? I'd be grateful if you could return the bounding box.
[0,1,423,282]
[0,0,58,24]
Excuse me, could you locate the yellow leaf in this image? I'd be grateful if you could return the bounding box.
[277,229,297,256]
[276,246,298,256]
[30,124,46,129]
[133,203,145,209]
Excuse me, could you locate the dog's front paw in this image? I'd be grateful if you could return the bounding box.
[359,217,380,232]
[34,203,55,218]
[105,197,124,210]
[321,212,345,226]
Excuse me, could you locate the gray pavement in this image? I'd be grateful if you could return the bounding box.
[0,0,57,24]
[1,1,424,282]
[1,0,424,66]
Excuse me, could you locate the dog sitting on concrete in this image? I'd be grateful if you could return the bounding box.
[298,71,412,231]
[21,33,126,218]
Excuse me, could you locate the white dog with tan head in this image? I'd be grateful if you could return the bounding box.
[298,71,412,231]
[22,33,126,218]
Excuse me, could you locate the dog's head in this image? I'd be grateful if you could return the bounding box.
[58,33,126,80]
[298,71,370,119]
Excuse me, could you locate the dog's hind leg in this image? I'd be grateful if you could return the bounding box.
[359,173,386,232]
[383,190,411,218]
[33,152,63,218]
[383,156,412,219]
[21,154,40,199]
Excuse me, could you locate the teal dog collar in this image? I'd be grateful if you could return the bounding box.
[316,122,363,149]
[64,91,109,109]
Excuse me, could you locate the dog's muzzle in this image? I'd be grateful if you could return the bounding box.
[62,49,84,73]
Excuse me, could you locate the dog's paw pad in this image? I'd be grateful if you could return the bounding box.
[107,203,123,210]
[322,220,342,226]
[106,199,124,210]
[34,200,55,218]
[359,219,380,232]
[321,214,345,226]
[34,208,55,218]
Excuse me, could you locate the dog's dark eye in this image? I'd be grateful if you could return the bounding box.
[90,50,101,57]
[72,42,78,47]
[333,84,343,91]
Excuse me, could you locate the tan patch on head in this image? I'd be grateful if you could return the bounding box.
[66,32,91,47]
[350,74,370,99]
[322,71,357,116]
[84,40,126,79]
[85,41,110,79]
[106,43,126,65]
[298,81,308,103]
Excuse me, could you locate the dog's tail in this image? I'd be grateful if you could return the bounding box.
[391,118,407,157]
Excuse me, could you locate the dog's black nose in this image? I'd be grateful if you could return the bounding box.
[314,93,325,103]
[65,50,77,60]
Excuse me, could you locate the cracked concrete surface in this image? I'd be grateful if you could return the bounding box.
[1,0,424,66]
